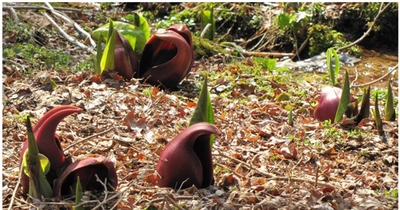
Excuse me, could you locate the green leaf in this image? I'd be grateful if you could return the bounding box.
[23,117,53,198]
[74,176,84,210]
[384,81,395,121]
[373,93,383,132]
[50,79,57,90]
[189,75,215,147]
[201,7,215,40]
[124,13,151,41]
[37,154,50,175]
[326,48,340,86]
[277,13,290,29]
[92,20,147,55]
[100,19,116,72]
[94,37,103,75]
[334,70,350,123]
[288,108,293,126]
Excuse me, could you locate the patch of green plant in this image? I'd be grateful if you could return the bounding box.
[270,155,279,161]
[384,189,398,199]
[348,129,363,137]
[308,24,347,56]
[192,35,226,58]
[371,88,387,101]
[3,21,31,43]
[154,7,198,30]
[72,55,95,72]
[360,149,367,156]
[3,43,72,73]
[142,88,152,96]
[278,4,312,37]
[253,57,276,71]
[323,126,344,142]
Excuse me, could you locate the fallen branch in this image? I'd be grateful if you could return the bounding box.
[7,164,24,210]
[2,5,82,12]
[43,2,96,48]
[291,35,310,60]
[336,2,392,52]
[226,49,294,58]
[6,6,19,23]
[64,127,114,151]
[41,12,94,53]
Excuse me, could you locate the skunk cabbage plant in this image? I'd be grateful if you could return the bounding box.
[54,155,118,197]
[20,105,118,198]
[20,105,81,194]
[22,116,53,198]
[314,86,357,123]
[157,122,218,189]
[114,30,138,79]
[139,24,194,88]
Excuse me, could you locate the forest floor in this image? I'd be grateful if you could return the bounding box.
[2,2,398,209]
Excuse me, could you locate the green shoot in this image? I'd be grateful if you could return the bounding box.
[74,176,83,210]
[334,70,350,123]
[326,48,340,86]
[189,75,215,147]
[22,116,52,199]
[384,80,395,121]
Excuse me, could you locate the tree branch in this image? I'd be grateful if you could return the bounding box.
[336,2,392,52]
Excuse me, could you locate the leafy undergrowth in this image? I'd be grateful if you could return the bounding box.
[2,2,398,210]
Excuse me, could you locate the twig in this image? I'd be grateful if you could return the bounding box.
[336,2,392,52]
[248,29,267,52]
[216,150,337,188]
[350,68,359,87]
[2,5,82,12]
[92,174,121,210]
[43,2,96,48]
[41,12,94,52]
[314,166,319,187]
[225,49,294,58]
[7,164,24,210]
[165,195,186,210]
[266,176,335,188]
[253,197,278,209]
[291,35,310,60]
[64,127,114,151]
[215,150,276,177]
[351,64,398,88]
[7,6,19,23]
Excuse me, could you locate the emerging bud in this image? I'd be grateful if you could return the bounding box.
[157,122,218,189]
[314,86,357,123]
[20,105,82,194]
[114,31,138,79]
[139,24,194,89]
[54,155,118,197]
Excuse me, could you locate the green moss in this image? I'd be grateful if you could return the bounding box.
[192,35,226,58]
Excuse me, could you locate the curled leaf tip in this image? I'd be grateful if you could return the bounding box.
[156,122,218,189]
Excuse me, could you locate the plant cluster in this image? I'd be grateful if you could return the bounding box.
[20,74,218,207]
